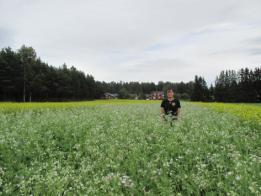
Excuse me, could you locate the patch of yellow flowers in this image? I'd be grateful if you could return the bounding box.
[193,102,261,124]
[0,99,160,112]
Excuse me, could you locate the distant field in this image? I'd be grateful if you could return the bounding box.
[247,103,261,106]
[0,100,260,195]
[194,102,261,125]
[0,99,160,112]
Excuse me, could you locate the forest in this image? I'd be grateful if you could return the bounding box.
[0,45,260,102]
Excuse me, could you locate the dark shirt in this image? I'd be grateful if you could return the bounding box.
[160,98,181,116]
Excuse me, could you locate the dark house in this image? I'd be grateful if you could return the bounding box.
[104,92,119,99]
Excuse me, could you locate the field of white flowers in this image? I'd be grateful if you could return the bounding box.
[0,102,260,195]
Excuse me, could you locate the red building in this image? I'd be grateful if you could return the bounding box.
[149,91,164,100]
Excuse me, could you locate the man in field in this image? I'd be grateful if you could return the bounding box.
[160,88,181,122]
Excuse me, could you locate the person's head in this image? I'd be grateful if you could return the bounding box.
[166,88,174,99]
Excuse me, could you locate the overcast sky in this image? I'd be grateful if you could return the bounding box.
[0,0,261,84]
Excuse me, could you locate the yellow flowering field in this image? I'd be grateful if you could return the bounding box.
[0,99,160,112]
[193,102,261,125]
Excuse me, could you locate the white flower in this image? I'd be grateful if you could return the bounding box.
[235,175,241,181]
[120,175,134,188]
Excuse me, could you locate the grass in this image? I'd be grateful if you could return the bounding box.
[0,100,260,195]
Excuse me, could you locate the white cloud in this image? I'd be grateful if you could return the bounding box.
[0,0,261,84]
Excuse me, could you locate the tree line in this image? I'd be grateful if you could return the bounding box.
[0,46,96,101]
[0,46,260,102]
[191,68,261,102]
[213,68,260,102]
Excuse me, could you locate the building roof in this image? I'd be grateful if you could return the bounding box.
[104,92,119,97]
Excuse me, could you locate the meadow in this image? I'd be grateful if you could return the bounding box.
[0,100,260,195]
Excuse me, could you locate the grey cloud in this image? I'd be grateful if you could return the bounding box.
[247,36,261,44]
[125,58,189,72]
[209,47,261,56]
[0,27,14,48]
[248,48,261,55]
[0,0,261,83]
